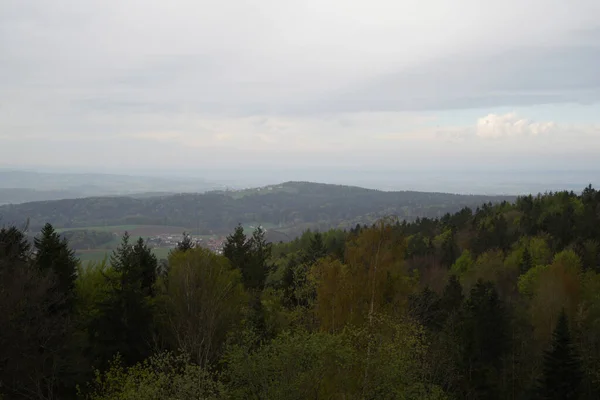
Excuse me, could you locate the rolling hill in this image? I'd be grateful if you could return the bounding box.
[0,181,516,238]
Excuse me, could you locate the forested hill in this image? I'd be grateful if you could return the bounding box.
[0,181,515,234]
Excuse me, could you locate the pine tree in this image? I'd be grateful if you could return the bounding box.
[460,280,509,399]
[441,274,464,316]
[249,226,271,290]
[0,226,31,266]
[520,246,533,275]
[90,233,158,367]
[537,310,582,400]
[409,286,443,331]
[223,225,254,288]
[34,223,78,301]
[176,231,195,252]
[301,232,327,264]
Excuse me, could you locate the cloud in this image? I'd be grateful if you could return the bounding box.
[476,113,556,138]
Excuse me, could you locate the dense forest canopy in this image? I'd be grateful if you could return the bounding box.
[3,185,600,399]
[0,181,514,236]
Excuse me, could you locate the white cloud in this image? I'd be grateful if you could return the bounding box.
[476,112,556,138]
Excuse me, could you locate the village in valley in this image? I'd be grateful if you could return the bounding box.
[146,233,226,254]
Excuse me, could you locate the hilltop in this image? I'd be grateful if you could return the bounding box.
[0,181,515,238]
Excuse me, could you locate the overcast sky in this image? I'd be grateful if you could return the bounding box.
[1,0,600,181]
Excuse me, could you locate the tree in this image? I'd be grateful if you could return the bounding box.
[175,231,194,252]
[223,225,253,287]
[84,352,227,400]
[409,286,443,331]
[88,233,158,368]
[163,248,246,367]
[0,226,30,266]
[441,275,464,316]
[520,246,533,275]
[34,223,79,303]
[301,232,327,264]
[248,226,271,290]
[0,226,70,400]
[459,280,509,399]
[537,310,582,400]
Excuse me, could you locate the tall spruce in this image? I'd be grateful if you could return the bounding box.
[223,224,254,288]
[460,280,509,399]
[34,223,78,301]
[89,233,158,368]
[176,231,195,252]
[537,310,582,400]
[249,226,271,290]
[0,226,31,266]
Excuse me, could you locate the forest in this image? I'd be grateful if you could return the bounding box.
[2,185,599,399]
[0,181,513,236]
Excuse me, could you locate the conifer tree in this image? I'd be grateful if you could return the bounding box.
[89,233,158,368]
[223,224,254,288]
[34,223,78,301]
[0,226,31,266]
[537,310,582,400]
[520,247,533,275]
[176,231,195,252]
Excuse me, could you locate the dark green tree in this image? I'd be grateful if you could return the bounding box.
[88,233,158,368]
[223,225,252,271]
[408,286,443,331]
[34,223,79,301]
[223,225,270,290]
[460,280,509,399]
[441,275,464,316]
[249,226,272,290]
[440,229,459,268]
[520,246,533,275]
[537,310,582,400]
[0,226,30,266]
[303,232,327,264]
[176,231,195,252]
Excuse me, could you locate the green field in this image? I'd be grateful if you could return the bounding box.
[77,246,174,263]
[57,224,190,236]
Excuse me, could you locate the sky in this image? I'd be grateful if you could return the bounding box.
[1,0,600,191]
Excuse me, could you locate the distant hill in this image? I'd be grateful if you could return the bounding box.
[0,181,516,237]
[0,170,224,204]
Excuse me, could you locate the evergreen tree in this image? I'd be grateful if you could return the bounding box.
[0,226,30,266]
[176,231,195,252]
[460,280,509,399]
[520,246,533,275]
[249,226,271,290]
[89,233,158,368]
[34,223,78,301]
[302,232,327,264]
[223,225,255,289]
[440,229,459,268]
[441,275,464,316]
[537,310,582,400]
[409,286,443,331]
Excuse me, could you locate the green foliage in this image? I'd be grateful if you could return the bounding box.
[7,185,600,399]
[0,182,514,235]
[83,352,227,400]
[87,233,158,368]
[223,320,447,400]
[518,264,549,297]
[162,248,247,367]
[537,311,582,399]
[450,250,474,276]
[34,223,79,302]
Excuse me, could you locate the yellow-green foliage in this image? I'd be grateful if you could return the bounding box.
[450,250,474,276]
[83,352,226,400]
[518,264,549,297]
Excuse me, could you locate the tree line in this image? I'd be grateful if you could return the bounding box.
[0,181,513,235]
[2,185,600,399]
